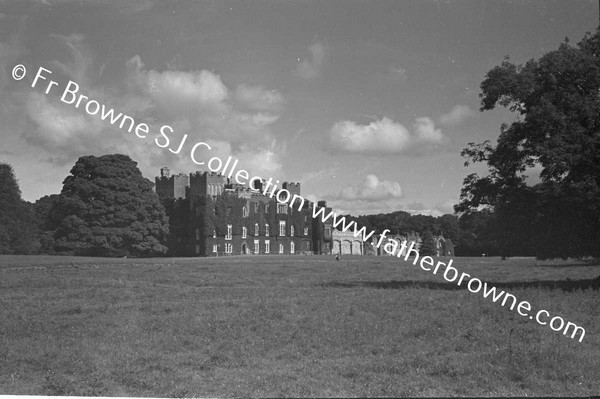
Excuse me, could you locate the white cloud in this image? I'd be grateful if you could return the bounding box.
[148,69,228,105]
[295,42,326,79]
[329,117,410,154]
[322,174,405,215]
[329,116,446,154]
[235,84,284,112]
[414,117,443,142]
[337,174,402,201]
[126,56,229,112]
[123,54,285,170]
[11,42,287,200]
[439,104,476,126]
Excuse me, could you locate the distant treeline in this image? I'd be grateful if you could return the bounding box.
[341,210,500,257]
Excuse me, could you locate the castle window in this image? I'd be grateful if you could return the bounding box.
[290,225,295,236]
[213,230,217,238]
[265,224,269,236]
[277,204,287,214]
[279,220,286,236]
[242,206,248,218]
[254,203,259,213]
[279,243,284,254]
[290,241,295,254]
[254,223,259,236]
[242,226,247,239]
[226,224,232,240]
[225,243,232,254]
[304,227,308,236]
[195,228,200,241]
[195,245,200,254]
[265,203,269,213]
[265,240,270,254]
[254,239,259,254]
[213,244,217,253]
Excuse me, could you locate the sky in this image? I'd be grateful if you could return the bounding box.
[0,0,598,216]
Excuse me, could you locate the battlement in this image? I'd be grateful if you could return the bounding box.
[155,168,189,199]
[282,182,301,196]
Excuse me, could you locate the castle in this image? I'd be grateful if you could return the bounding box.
[155,167,453,257]
[156,167,334,256]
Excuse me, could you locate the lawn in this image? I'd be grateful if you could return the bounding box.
[0,254,598,397]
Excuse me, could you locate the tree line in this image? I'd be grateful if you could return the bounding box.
[1,155,169,257]
[0,154,497,257]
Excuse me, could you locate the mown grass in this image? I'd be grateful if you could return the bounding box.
[0,255,598,397]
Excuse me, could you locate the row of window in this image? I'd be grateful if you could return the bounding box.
[215,240,296,254]
[242,203,290,217]
[225,222,308,239]
[195,224,309,240]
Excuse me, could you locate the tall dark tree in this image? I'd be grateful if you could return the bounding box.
[419,230,436,257]
[0,163,39,254]
[455,210,498,256]
[456,29,600,259]
[34,194,62,253]
[50,154,169,257]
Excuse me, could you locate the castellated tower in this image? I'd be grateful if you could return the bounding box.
[189,171,227,199]
[282,182,301,197]
[155,167,189,199]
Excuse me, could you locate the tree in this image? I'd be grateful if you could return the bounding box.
[50,154,169,257]
[34,194,62,253]
[438,214,460,244]
[456,29,600,259]
[419,230,436,257]
[0,163,39,254]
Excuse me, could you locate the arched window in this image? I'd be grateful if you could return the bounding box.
[279,220,286,236]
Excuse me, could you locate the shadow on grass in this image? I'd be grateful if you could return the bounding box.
[323,276,600,292]
[533,257,600,267]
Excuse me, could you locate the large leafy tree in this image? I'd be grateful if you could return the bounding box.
[50,154,169,257]
[456,29,600,259]
[0,163,39,254]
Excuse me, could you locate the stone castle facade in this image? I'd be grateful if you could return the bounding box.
[155,167,453,257]
[156,167,334,256]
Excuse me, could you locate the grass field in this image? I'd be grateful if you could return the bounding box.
[0,254,599,397]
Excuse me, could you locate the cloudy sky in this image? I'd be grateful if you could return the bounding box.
[0,0,597,216]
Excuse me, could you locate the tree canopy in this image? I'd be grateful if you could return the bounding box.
[48,154,169,257]
[456,29,600,259]
[0,163,39,254]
